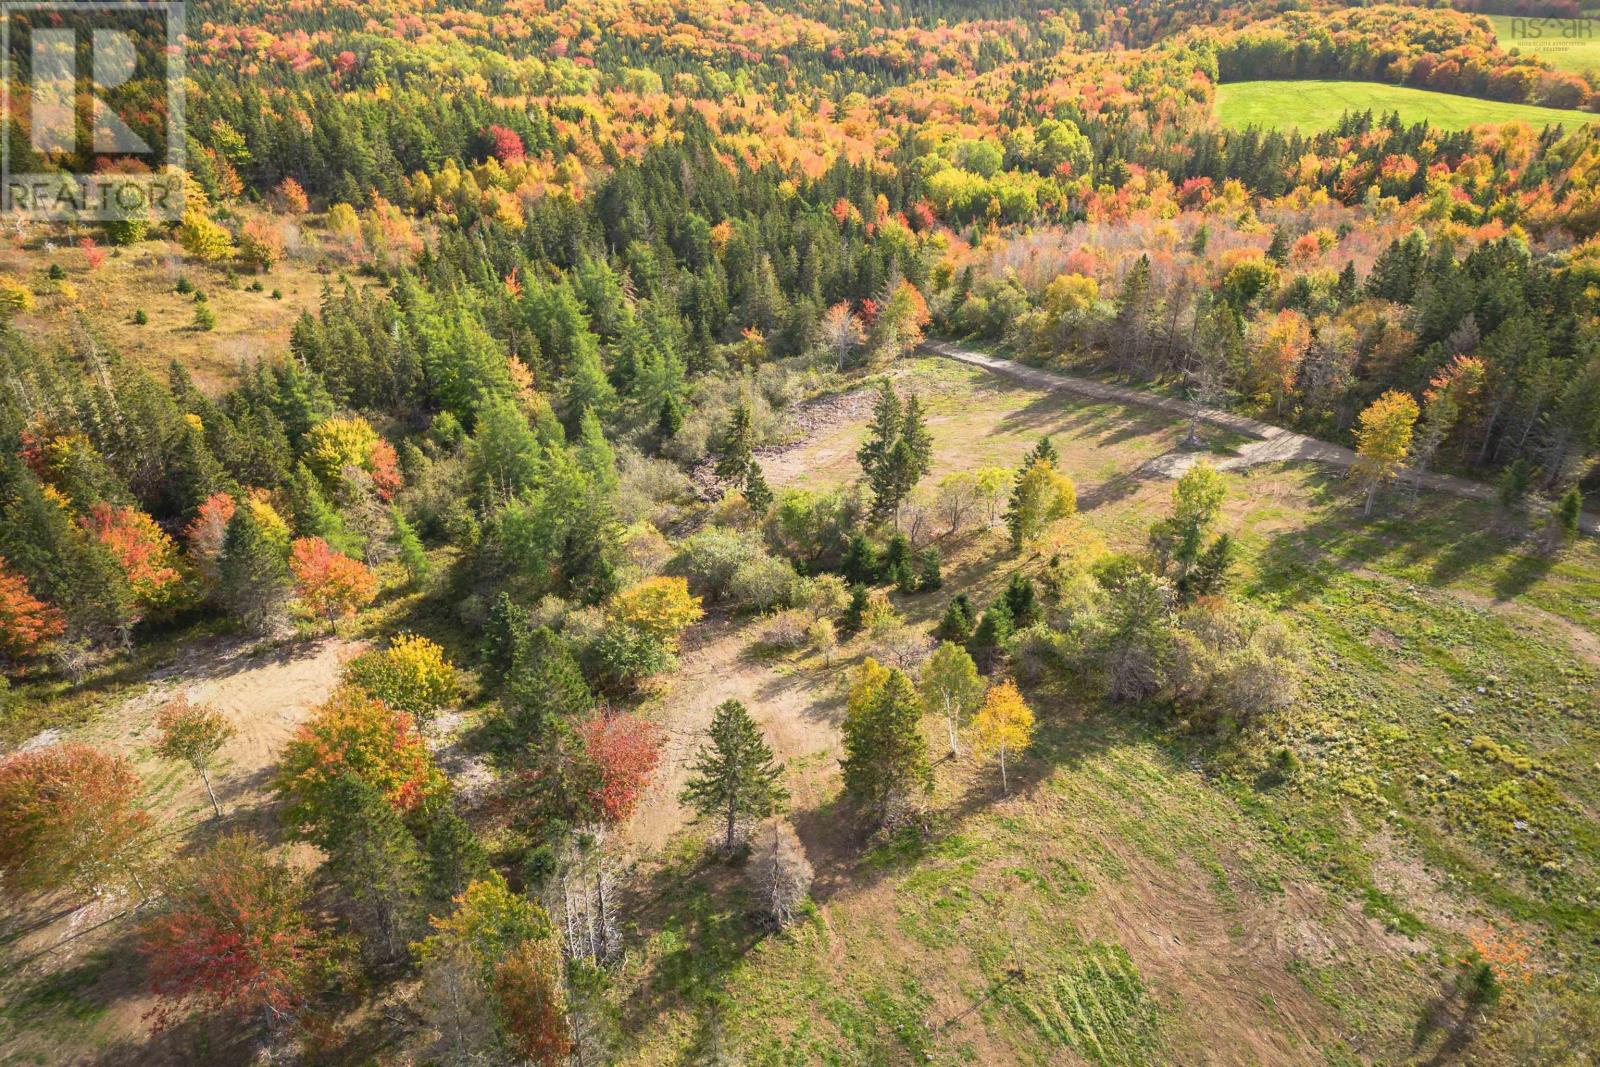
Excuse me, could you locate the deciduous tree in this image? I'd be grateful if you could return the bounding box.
[290,536,377,620]
[0,743,149,898]
[1352,390,1420,517]
[154,694,235,818]
[919,641,985,756]
[970,681,1034,793]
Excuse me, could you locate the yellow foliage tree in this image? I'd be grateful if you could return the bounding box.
[608,576,703,650]
[175,207,233,263]
[0,274,35,318]
[1351,389,1419,517]
[305,416,380,484]
[970,681,1034,794]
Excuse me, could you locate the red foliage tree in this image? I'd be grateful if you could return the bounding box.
[139,831,333,1031]
[0,743,149,898]
[289,537,377,620]
[367,438,402,501]
[485,124,526,166]
[0,554,64,662]
[575,712,662,825]
[78,237,106,270]
[493,935,572,1065]
[275,177,310,215]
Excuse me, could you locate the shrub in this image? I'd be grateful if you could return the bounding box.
[583,623,674,698]
[729,554,804,613]
[669,527,758,601]
[344,634,460,720]
[608,576,703,649]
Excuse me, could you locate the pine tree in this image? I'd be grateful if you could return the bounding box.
[937,594,976,644]
[218,506,290,634]
[840,668,931,824]
[680,700,788,852]
[503,627,593,740]
[321,775,426,961]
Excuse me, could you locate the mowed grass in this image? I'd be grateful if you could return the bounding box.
[1489,13,1600,74]
[604,356,1600,1064]
[1216,79,1597,132]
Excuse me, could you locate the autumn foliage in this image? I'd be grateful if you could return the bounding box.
[0,554,64,662]
[139,832,337,1031]
[0,743,149,897]
[290,536,377,620]
[575,711,662,825]
[81,502,185,613]
[276,684,445,841]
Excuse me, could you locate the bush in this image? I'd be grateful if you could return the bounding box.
[729,555,804,613]
[764,609,810,649]
[583,623,673,698]
[669,528,759,601]
[344,634,460,721]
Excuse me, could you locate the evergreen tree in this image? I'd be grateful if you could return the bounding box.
[841,534,878,586]
[967,600,1014,673]
[1002,573,1040,627]
[680,699,788,852]
[390,507,429,582]
[418,798,488,917]
[713,401,756,483]
[744,462,774,516]
[841,583,871,634]
[856,380,931,524]
[217,506,290,634]
[480,592,529,690]
[503,627,593,740]
[840,668,931,824]
[286,462,361,556]
[937,594,975,644]
[322,775,426,962]
[915,547,942,591]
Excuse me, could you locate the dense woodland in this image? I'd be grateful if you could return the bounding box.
[0,0,1596,1063]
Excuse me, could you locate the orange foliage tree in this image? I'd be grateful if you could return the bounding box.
[0,743,150,898]
[82,502,186,615]
[275,684,445,844]
[289,536,377,620]
[0,554,64,663]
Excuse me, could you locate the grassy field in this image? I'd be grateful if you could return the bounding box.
[1489,13,1600,74]
[601,357,1600,1064]
[1217,79,1597,132]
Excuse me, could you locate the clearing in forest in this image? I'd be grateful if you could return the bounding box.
[1216,79,1597,132]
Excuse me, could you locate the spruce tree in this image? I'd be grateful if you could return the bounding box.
[937,594,975,644]
[680,700,788,852]
[217,506,290,634]
[481,592,529,690]
[744,462,774,515]
[840,668,931,824]
[503,627,593,740]
[714,401,756,483]
[967,600,1014,672]
[1002,573,1039,627]
[322,775,426,962]
[418,798,488,917]
[390,506,429,582]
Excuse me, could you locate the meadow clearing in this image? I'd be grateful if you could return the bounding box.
[1216,79,1597,132]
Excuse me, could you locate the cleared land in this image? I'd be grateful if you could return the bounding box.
[1217,79,1597,132]
[1489,13,1600,74]
[4,356,1597,1064]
